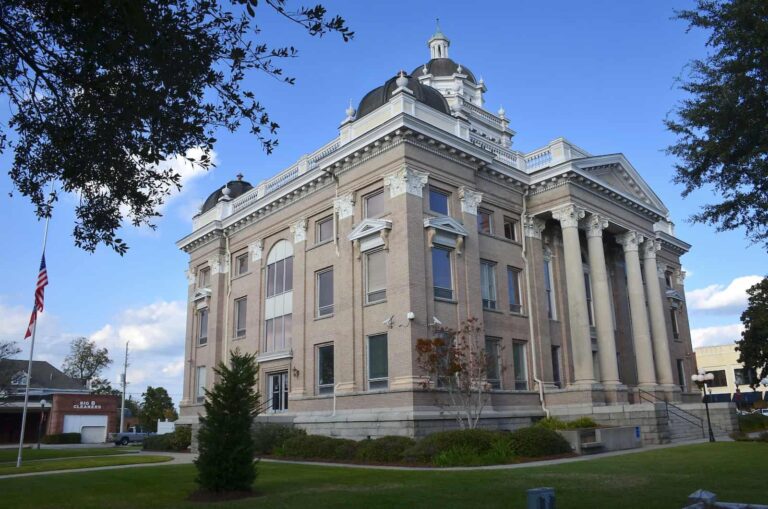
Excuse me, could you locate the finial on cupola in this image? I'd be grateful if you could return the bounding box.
[396,70,409,88]
[497,106,506,119]
[345,99,356,119]
[428,18,450,59]
[236,172,244,181]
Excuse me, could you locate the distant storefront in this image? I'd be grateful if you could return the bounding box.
[48,394,121,443]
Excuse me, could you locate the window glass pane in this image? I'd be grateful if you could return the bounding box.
[198,309,208,344]
[282,314,292,350]
[265,318,274,351]
[317,217,333,243]
[274,259,285,294]
[284,256,293,292]
[317,269,334,316]
[508,267,522,313]
[432,248,452,299]
[429,188,449,215]
[481,261,497,309]
[368,334,388,381]
[196,367,206,400]
[485,338,501,389]
[318,345,334,393]
[513,342,528,390]
[584,272,594,326]
[503,219,517,241]
[551,346,561,388]
[706,370,727,388]
[237,255,248,275]
[366,250,387,303]
[235,298,247,337]
[267,263,276,297]
[477,210,492,234]
[365,190,385,218]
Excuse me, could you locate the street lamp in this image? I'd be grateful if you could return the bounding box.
[36,399,48,450]
[691,370,716,442]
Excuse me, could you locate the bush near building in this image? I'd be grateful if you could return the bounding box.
[41,432,81,444]
[251,423,306,455]
[142,427,192,452]
[738,413,768,433]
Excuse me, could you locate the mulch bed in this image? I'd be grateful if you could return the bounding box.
[187,489,262,503]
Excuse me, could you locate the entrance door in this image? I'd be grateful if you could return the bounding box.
[269,372,288,412]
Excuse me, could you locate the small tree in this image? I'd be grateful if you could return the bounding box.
[61,337,112,385]
[140,386,178,431]
[736,276,768,385]
[415,317,494,430]
[195,349,260,494]
[0,341,21,405]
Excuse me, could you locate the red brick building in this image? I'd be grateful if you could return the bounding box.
[47,394,121,443]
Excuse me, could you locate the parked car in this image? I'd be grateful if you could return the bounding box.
[109,426,154,446]
[759,409,768,417]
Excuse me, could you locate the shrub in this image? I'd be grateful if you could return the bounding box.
[534,417,567,430]
[402,429,502,464]
[433,445,486,467]
[143,427,191,452]
[566,417,599,429]
[738,413,768,433]
[276,434,358,461]
[41,432,80,444]
[508,426,572,458]
[729,431,749,441]
[758,431,768,443]
[252,423,306,455]
[355,436,415,463]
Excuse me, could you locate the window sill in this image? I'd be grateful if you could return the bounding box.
[315,313,334,321]
[509,311,528,318]
[232,335,247,341]
[364,299,387,308]
[434,297,458,304]
[197,342,208,348]
[309,239,334,251]
[483,307,502,314]
[231,271,251,281]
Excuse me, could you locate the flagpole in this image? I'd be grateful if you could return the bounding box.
[16,211,52,469]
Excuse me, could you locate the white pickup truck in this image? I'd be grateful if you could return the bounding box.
[109,426,154,446]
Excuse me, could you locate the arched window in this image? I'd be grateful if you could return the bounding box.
[264,240,293,352]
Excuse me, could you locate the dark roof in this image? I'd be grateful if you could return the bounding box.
[201,179,254,214]
[0,359,87,390]
[411,58,477,84]
[356,74,450,121]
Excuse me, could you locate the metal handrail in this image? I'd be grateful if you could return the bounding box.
[638,389,705,438]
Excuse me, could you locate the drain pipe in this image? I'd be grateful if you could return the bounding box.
[223,230,232,366]
[521,187,550,418]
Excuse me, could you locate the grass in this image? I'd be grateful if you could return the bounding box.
[0,447,137,464]
[0,455,172,476]
[0,442,766,508]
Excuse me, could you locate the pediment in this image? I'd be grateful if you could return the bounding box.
[578,156,669,216]
[348,219,392,242]
[193,288,212,302]
[423,216,469,237]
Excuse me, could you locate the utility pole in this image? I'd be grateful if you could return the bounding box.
[119,341,129,433]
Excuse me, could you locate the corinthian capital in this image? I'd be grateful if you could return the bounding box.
[584,213,609,238]
[641,238,661,259]
[333,193,355,220]
[616,230,645,252]
[290,218,307,243]
[523,215,546,239]
[458,187,483,215]
[551,204,586,229]
[383,165,429,198]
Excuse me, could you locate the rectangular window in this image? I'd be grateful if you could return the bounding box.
[365,249,387,303]
[544,259,556,320]
[364,190,385,218]
[485,337,501,389]
[677,359,686,392]
[197,308,208,345]
[317,344,334,395]
[429,187,450,215]
[368,334,389,390]
[316,268,334,317]
[507,267,523,313]
[734,368,756,386]
[705,370,728,388]
[477,209,493,234]
[513,341,528,390]
[665,270,674,288]
[316,216,333,244]
[198,267,210,288]
[265,314,292,352]
[196,366,206,402]
[670,308,680,339]
[551,346,562,388]
[432,247,453,300]
[480,260,497,310]
[234,297,247,338]
[236,253,248,275]
[503,217,518,241]
[268,372,289,412]
[266,257,293,297]
[584,272,595,326]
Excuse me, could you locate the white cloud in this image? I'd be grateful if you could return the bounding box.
[690,323,744,349]
[155,147,218,211]
[687,275,762,313]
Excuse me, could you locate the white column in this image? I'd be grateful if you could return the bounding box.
[642,240,675,387]
[616,231,657,388]
[585,214,621,386]
[551,204,595,385]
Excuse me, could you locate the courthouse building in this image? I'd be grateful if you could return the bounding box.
[177,29,734,441]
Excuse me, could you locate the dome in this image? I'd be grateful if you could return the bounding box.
[201,177,253,214]
[356,73,450,120]
[411,58,477,84]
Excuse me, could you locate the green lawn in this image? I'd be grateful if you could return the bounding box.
[0,447,137,464]
[0,455,172,476]
[0,443,766,509]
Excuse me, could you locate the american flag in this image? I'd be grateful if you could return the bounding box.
[24,254,48,340]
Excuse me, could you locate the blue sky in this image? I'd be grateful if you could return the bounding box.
[1,0,765,405]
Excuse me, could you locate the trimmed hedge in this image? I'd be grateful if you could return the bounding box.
[142,427,191,452]
[508,426,572,457]
[535,416,599,430]
[403,429,500,463]
[41,432,80,444]
[355,436,415,463]
[738,413,768,433]
[276,434,358,461]
[252,423,306,455]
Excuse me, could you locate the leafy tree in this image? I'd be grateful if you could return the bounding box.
[195,349,259,494]
[1,1,352,254]
[665,0,768,248]
[0,341,22,405]
[140,386,177,431]
[124,396,142,419]
[736,276,768,385]
[61,337,112,385]
[90,377,121,396]
[415,317,496,430]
